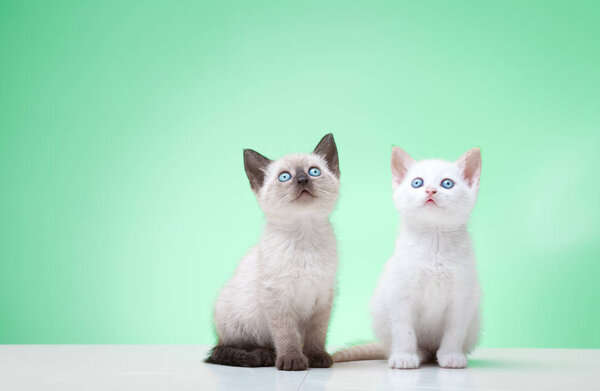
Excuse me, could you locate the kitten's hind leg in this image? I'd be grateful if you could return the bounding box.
[205,345,275,367]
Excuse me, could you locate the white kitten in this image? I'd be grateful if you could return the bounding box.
[207,134,340,371]
[333,147,482,369]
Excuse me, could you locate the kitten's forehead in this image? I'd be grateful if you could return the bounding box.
[271,153,324,171]
[409,159,460,178]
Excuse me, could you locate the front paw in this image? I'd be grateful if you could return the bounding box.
[437,352,467,368]
[388,353,420,369]
[307,352,333,368]
[276,354,309,371]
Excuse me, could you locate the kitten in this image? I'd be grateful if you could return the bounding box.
[333,146,482,369]
[206,134,340,371]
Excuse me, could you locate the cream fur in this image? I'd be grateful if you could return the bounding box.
[213,142,340,370]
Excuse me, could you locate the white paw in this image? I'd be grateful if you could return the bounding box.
[388,353,420,369]
[437,352,467,368]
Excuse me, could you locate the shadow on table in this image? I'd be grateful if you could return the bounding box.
[469,358,542,370]
[469,359,518,368]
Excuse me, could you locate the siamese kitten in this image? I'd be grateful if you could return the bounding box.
[206,134,340,371]
[333,147,482,369]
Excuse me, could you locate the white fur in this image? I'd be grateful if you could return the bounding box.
[370,147,482,369]
[214,153,339,351]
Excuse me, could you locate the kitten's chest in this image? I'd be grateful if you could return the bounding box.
[271,259,335,318]
[291,266,332,306]
[416,263,454,295]
[261,231,337,313]
[409,263,455,326]
[399,244,460,302]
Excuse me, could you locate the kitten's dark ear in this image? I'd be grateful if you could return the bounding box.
[456,147,481,187]
[313,133,340,177]
[244,149,272,191]
[391,146,414,188]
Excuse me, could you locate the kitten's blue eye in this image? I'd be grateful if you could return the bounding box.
[308,167,321,177]
[278,172,292,182]
[441,179,455,189]
[411,178,424,188]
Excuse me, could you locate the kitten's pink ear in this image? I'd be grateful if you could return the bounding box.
[391,146,415,188]
[456,147,481,187]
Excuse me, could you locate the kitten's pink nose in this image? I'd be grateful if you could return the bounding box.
[425,186,437,196]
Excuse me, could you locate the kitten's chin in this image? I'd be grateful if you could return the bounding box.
[401,207,471,229]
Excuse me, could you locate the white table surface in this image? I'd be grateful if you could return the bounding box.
[1,345,598,390]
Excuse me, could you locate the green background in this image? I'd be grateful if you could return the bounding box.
[1,1,599,348]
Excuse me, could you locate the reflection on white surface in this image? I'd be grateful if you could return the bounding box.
[0,346,598,391]
[386,365,477,390]
[302,360,480,391]
[205,364,307,391]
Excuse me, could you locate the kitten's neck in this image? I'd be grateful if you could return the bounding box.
[400,219,468,234]
[264,214,331,233]
[396,219,471,259]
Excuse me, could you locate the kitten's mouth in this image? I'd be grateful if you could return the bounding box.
[295,189,315,200]
[424,198,437,206]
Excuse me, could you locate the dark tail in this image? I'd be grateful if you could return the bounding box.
[205,345,275,367]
